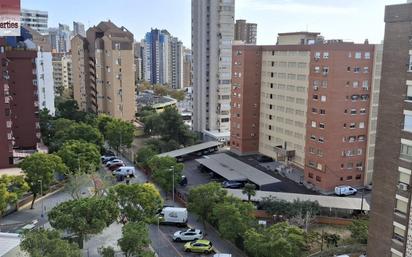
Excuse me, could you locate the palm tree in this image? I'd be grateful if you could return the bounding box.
[242,183,256,202]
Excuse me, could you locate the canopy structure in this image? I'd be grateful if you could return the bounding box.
[158,141,221,158]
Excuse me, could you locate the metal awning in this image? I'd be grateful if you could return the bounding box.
[158,141,221,158]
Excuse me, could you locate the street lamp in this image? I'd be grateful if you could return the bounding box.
[169,167,175,205]
[38,180,44,219]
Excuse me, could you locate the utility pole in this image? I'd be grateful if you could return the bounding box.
[169,166,175,205]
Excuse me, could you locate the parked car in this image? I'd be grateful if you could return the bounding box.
[222,180,244,189]
[213,254,231,257]
[179,176,188,186]
[184,239,213,254]
[102,156,117,164]
[335,185,357,196]
[113,166,136,177]
[256,155,273,163]
[105,159,124,167]
[173,228,203,241]
[108,163,125,171]
[159,207,188,226]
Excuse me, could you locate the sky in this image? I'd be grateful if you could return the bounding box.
[21,0,405,47]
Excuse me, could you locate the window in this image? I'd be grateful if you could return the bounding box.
[393,225,405,243]
[401,143,412,161]
[321,95,326,102]
[355,52,362,59]
[316,176,321,182]
[271,72,274,78]
[268,136,271,141]
[312,108,318,113]
[308,173,314,178]
[360,108,367,115]
[347,176,353,181]
[271,61,275,67]
[354,67,361,73]
[358,135,365,141]
[353,81,359,88]
[320,109,326,115]
[313,94,319,100]
[319,123,325,129]
[363,67,369,73]
[396,199,408,214]
[322,66,329,75]
[318,137,324,143]
[322,80,328,88]
[359,122,365,129]
[347,163,353,169]
[314,52,321,59]
[311,121,317,128]
[270,83,274,89]
[365,52,371,59]
[350,123,356,129]
[310,135,316,141]
[314,66,320,73]
[323,52,329,59]
[351,109,357,115]
[409,53,412,72]
[407,85,412,101]
[404,113,412,132]
[309,147,315,154]
[362,80,369,90]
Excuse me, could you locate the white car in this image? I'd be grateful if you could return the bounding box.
[172,228,203,241]
[335,185,357,196]
[112,166,136,177]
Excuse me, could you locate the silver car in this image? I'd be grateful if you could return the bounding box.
[173,228,203,241]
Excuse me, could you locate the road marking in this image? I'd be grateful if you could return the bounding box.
[157,227,185,257]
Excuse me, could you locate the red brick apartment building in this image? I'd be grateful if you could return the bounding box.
[230,32,377,192]
[0,38,40,168]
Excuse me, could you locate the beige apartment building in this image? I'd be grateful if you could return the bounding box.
[52,53,73,97]
[259,48,310,167]
[71,21,136,121]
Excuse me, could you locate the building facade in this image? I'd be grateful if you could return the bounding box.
[71,21,136,121]
[52,53,73,97]
[20,9,48,35]
[231,32,376,192]
[234,19,257,45]
[368,2,412,257]
[183,48,192,88]
[192,0,235,136]
[0,38,40,168]
[169,37,184,89]
[143,29,170,85]
[73,21,86,37]
[134,42,143,83]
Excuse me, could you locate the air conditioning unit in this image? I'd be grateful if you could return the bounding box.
[398,183,409,191]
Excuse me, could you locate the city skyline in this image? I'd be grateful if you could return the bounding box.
[21,0,403,47]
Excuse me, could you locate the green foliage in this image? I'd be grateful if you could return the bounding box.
[55,99,95,123]
[144,138,180,153]
[135,146,158,168]
[169,90,185,101]
[348,219,369,244]
[244,222,306,257]
[21,229,81,257]
[141,107,195,147]
[323,232,341,248]
[212,196,255,241]
[19,153,67,208]
[65,173,92,200]
[188,182,227,227]
[53,123,104,151]
[95,115,115,136]
[48,197,119,245]
[0,175,29,214]
[242,183,257,202]
[39,108,54,145]
[108,183,163,223]
[99,246,115,257]
[104,119,135,150]
[57,140,101,174]
[46,118,76,150]
[148,156,183,193]
[118,222,152,257]
[259,196,320,218]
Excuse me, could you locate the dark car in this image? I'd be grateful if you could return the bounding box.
[256,155,273,163]
[222,180,244,189]
[180,176,188,187]
[102,156,117,164]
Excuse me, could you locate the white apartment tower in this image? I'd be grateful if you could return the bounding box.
[20,9,48,35]
[192,0,235,137]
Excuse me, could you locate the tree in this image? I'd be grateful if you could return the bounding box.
[169,90,185,101]
[244,222,306,257]
[54,123,104,151]
[108,183,163,223]
[323,232,340,248]
[141,113,162,136]
[159,107,195,146]
[0,175,29,214]
[135,146,157,168]
[21,229,81,257]
[65,173,91,200]
[144,138,180,153]
[56,99,80,120]
[242,183,256,202]
[57,140,101,174]
[153,84,168,96]
[259,196,320,219]
[105,119,135,151]
[48,197,119,248]
[212,196,255,241]
[39,108,54,145]
[188,182,227,229]
[148,156,183,194]
[348,219,369,244]
[96,115,115,137]
[99,246,115,257]
[118,222,152,257]
[19,153,67,209]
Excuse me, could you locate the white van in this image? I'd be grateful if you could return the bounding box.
[113,166,136,177]
[335,185,357,196]
[213,254,232,257]
[159,207,188,226]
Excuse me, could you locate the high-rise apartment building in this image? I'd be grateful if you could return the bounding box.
[52,53,73,97]
[234,19,257,45]
[192,0,235,138]
[183,48,192,88]
[20,9,48,35]
[73,21,86,37]
[231,32,377,192]
[48,24,72,53]
[169,37,184,89]
[71,21,136,121]
[134,42,144,83]
[367,2,412,257]
[0,38,40,168]
[143,29,169,85]
[23,27,55,115]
